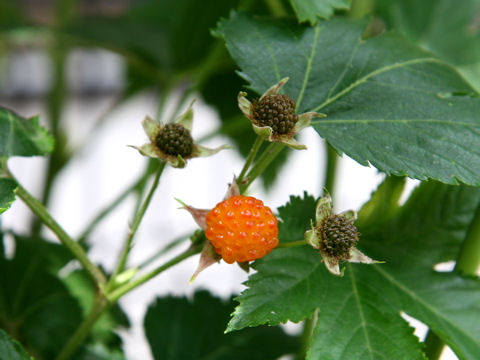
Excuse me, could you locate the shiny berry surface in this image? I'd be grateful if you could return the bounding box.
[318,214,358,259]
[155,123,194,157]
[205,195,279,264]
[252,94,298,134]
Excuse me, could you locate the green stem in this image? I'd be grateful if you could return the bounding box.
[423,202,480,359]
[296,309,318,360]
[15,183,106,287]
[108,245,201,302]
[276,240,307,248]
[265,0,289,16]
[423,332,445,360]
[237,136,264,184]
[455,203,480,274]
[240,142,284,193]
[55,295,109,360]
[107,162,166,291]
[324,143,338,197]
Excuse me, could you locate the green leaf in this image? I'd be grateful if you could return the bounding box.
[0,107,54,158]
[144,290,299,360]
[64,269,129,351]
[356,175,406,231]
[375,0,480,90]
[216,13,480,185]
[61,0,240,82]
[289,0,352,24]
[0,178,17,214]
[0,235,83,359]
[0,329,32,360]
[228,185,480,359]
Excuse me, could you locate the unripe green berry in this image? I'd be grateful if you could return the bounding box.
[155,123,194,158]
[252,94,298,135]
[317,214,358,259]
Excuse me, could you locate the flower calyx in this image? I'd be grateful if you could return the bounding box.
[238,77,325,150]
[131,100,228,168]
[304,195,381,276]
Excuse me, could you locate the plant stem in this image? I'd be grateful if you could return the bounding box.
[296,309,318,360]
[455,203,480,275]
[107,162,166,291]
[108,244,202,302]
[265,0,289,16]
[55,295,109,360]
[276,240,307,248]
[237,136,264,184]
[423,202,480,359]
[15,183,106,287]
[324,143,338,197]
[240,142,284,193]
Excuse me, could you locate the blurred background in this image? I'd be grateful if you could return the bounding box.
[0,0,466,359]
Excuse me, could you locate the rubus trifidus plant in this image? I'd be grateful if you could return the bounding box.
[1,1,480,360]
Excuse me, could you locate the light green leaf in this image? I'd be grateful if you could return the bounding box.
[290,0,352,24]
[0,178,17,214]
[216,13,480,185]
[356,175,406,230]
[0,107,54,158]
[144,290,299,360]
[228,185,480,359]
[0,329,32,360]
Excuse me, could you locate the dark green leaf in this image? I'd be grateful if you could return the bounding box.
[289,0,352,23]
[144,290,299,360]
[216,13,480,185]
[0,236,83,359]
[0,329,32,360]
[228,185,480,359]
[0,107,54,158]
[375,0,480,90]
[62,0,240,81]
[64,269,129,351]
[0,178,17,214]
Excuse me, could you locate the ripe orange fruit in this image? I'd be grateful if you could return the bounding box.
[205,195,279,264]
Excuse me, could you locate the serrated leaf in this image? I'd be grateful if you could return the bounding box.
[0,107,54,158]
[0,329,32,360]
[375,0,480,90]
[0,235,83,359]
[289,0,352,24]
[229,185,480,359]
[216,13,480,185]
[144,290,299,360]
[0,178,17,214]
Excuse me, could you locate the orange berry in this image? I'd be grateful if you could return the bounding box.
[205,195,279,264]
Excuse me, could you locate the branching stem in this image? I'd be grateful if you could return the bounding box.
[237,136,264,184]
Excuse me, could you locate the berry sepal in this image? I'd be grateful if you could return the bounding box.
[131,101,228,168]
[179,180,279,280]
[238,77,325,150]
[305,195,381,276]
